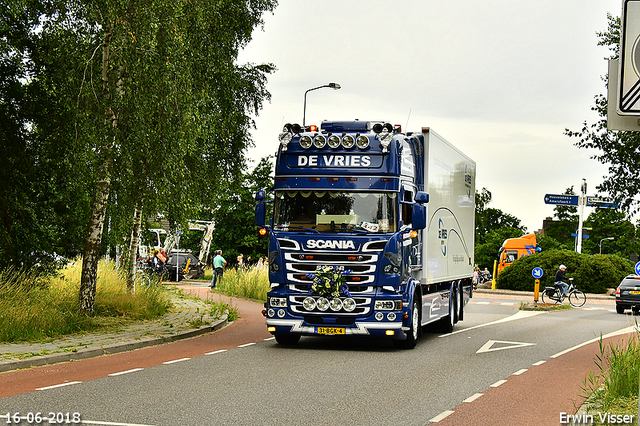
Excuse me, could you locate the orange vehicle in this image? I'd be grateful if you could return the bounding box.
[497,233,539,275]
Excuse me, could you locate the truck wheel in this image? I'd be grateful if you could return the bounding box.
[275,334,300,345]
[393,298,420,349]
[438,291,456,334]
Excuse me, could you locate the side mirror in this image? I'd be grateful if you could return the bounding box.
[255,190,266,202]
[414,191,429,204]
[412,203,426,230]
[255,201,266,227]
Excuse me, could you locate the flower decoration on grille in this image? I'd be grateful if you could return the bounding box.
[306,266,352,298]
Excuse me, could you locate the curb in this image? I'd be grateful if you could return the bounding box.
[0,317,229,373]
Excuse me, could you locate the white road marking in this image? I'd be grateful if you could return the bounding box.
[36,381,82,391]
[476,340,536,354]
[463,393,483,403]
[205,349,228,355]
[490,379,507,388]
[512,369,528,376]
[162,357,190,364]
[533,360,546,366]
[551,326,637,358]
[238,342,256,348]
[264,337,275,341]
[429,410,455,422]
[79,420,156,425]
[108,368,143,376]
[442,310,545,337]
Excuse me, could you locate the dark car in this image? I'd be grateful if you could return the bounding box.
[615,274,640,314]
[164,252,204,281]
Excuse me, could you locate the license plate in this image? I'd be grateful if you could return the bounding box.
[316,326,345,335]
[629,291,640,295]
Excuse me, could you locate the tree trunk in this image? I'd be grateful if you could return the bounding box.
[127,201,144,293]
[79,176,111,315]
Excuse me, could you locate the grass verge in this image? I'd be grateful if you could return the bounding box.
[209,267,270,301]
[580,325,640,425]
[0,260,171,343]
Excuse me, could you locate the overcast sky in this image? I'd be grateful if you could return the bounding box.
[237,0,623,232]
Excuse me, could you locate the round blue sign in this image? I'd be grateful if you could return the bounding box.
[635,261,640,276]
[532,267,544,279]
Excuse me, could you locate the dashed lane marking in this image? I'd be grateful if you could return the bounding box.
[162,357,190,365]
[108,368,143,377]
[205,349,227,355]
[238,342,256,348]
[36,381,82,391]
[429,410,455,423]
[463,393,483,403]
[512,368,528,375]
[490,379,507,388]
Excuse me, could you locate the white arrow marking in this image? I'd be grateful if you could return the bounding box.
[476,340,536,354]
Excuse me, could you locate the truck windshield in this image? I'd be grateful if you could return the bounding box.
[273,191,397,233]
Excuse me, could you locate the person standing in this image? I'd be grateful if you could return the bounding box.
[211,250,227,289]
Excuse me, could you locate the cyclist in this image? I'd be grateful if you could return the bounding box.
[554,264,571,299]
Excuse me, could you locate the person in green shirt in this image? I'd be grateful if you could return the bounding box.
[211,250,227,289]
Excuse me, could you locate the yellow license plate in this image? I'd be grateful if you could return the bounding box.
[316,327,345,335]
[629,291,640,295]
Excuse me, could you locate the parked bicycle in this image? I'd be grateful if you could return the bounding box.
[541,278,586,307]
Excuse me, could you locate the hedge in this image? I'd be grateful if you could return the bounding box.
[496,249,635,294]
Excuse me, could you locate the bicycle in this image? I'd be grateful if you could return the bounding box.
[541,278,586,307]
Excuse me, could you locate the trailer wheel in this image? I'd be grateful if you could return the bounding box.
[393,297,420,349]
[275,334,300,345]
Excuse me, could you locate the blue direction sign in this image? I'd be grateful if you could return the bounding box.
[532,267,544,279]
[586,196,617,208]
[544,194,579,206]
[635,261,640,276]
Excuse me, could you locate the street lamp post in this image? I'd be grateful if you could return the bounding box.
[599,237,614,254]
[303,83,341,128]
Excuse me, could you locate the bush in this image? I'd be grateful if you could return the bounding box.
[496,249,634,294]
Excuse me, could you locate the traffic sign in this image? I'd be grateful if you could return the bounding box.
[586,196,617,208]
[532,267,543,279]
[544,194,579,206]
[635,261,640,276]
[618,0,640,114]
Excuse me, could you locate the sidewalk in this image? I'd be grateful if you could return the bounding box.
[0,281,228,373]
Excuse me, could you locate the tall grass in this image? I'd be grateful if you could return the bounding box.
[212,267,270,301]
[581,326,640,424]
[0,260,171,343]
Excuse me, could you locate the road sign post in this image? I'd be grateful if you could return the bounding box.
[532,267,543,305]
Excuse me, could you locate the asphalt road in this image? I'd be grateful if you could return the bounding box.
[0,293,636,426]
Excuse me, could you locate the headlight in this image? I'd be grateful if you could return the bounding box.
[342,298,356,312]
[329,298,343,312]
[279,132,293,151]
[313,135,326,149]
[356,135,369,149]
[303,297,316,311]
[378,131,393,152]
[269,297,287,308]
[316,297,329,311]
[300,135,312,149]
[342,135,355,149]
[328,135,341,149]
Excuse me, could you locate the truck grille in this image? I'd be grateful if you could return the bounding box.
[283,252,380,291]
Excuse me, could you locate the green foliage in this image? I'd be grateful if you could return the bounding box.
[209,156,273,264]
[0,260,171,342]
[581,330,640,423]
[214,267,269,301]
[566,13,640,216]
[497,249,634,293]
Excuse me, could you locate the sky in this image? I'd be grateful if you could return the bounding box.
[237,0,623,233]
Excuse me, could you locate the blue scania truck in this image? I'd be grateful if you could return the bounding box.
[255,120,476,348]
